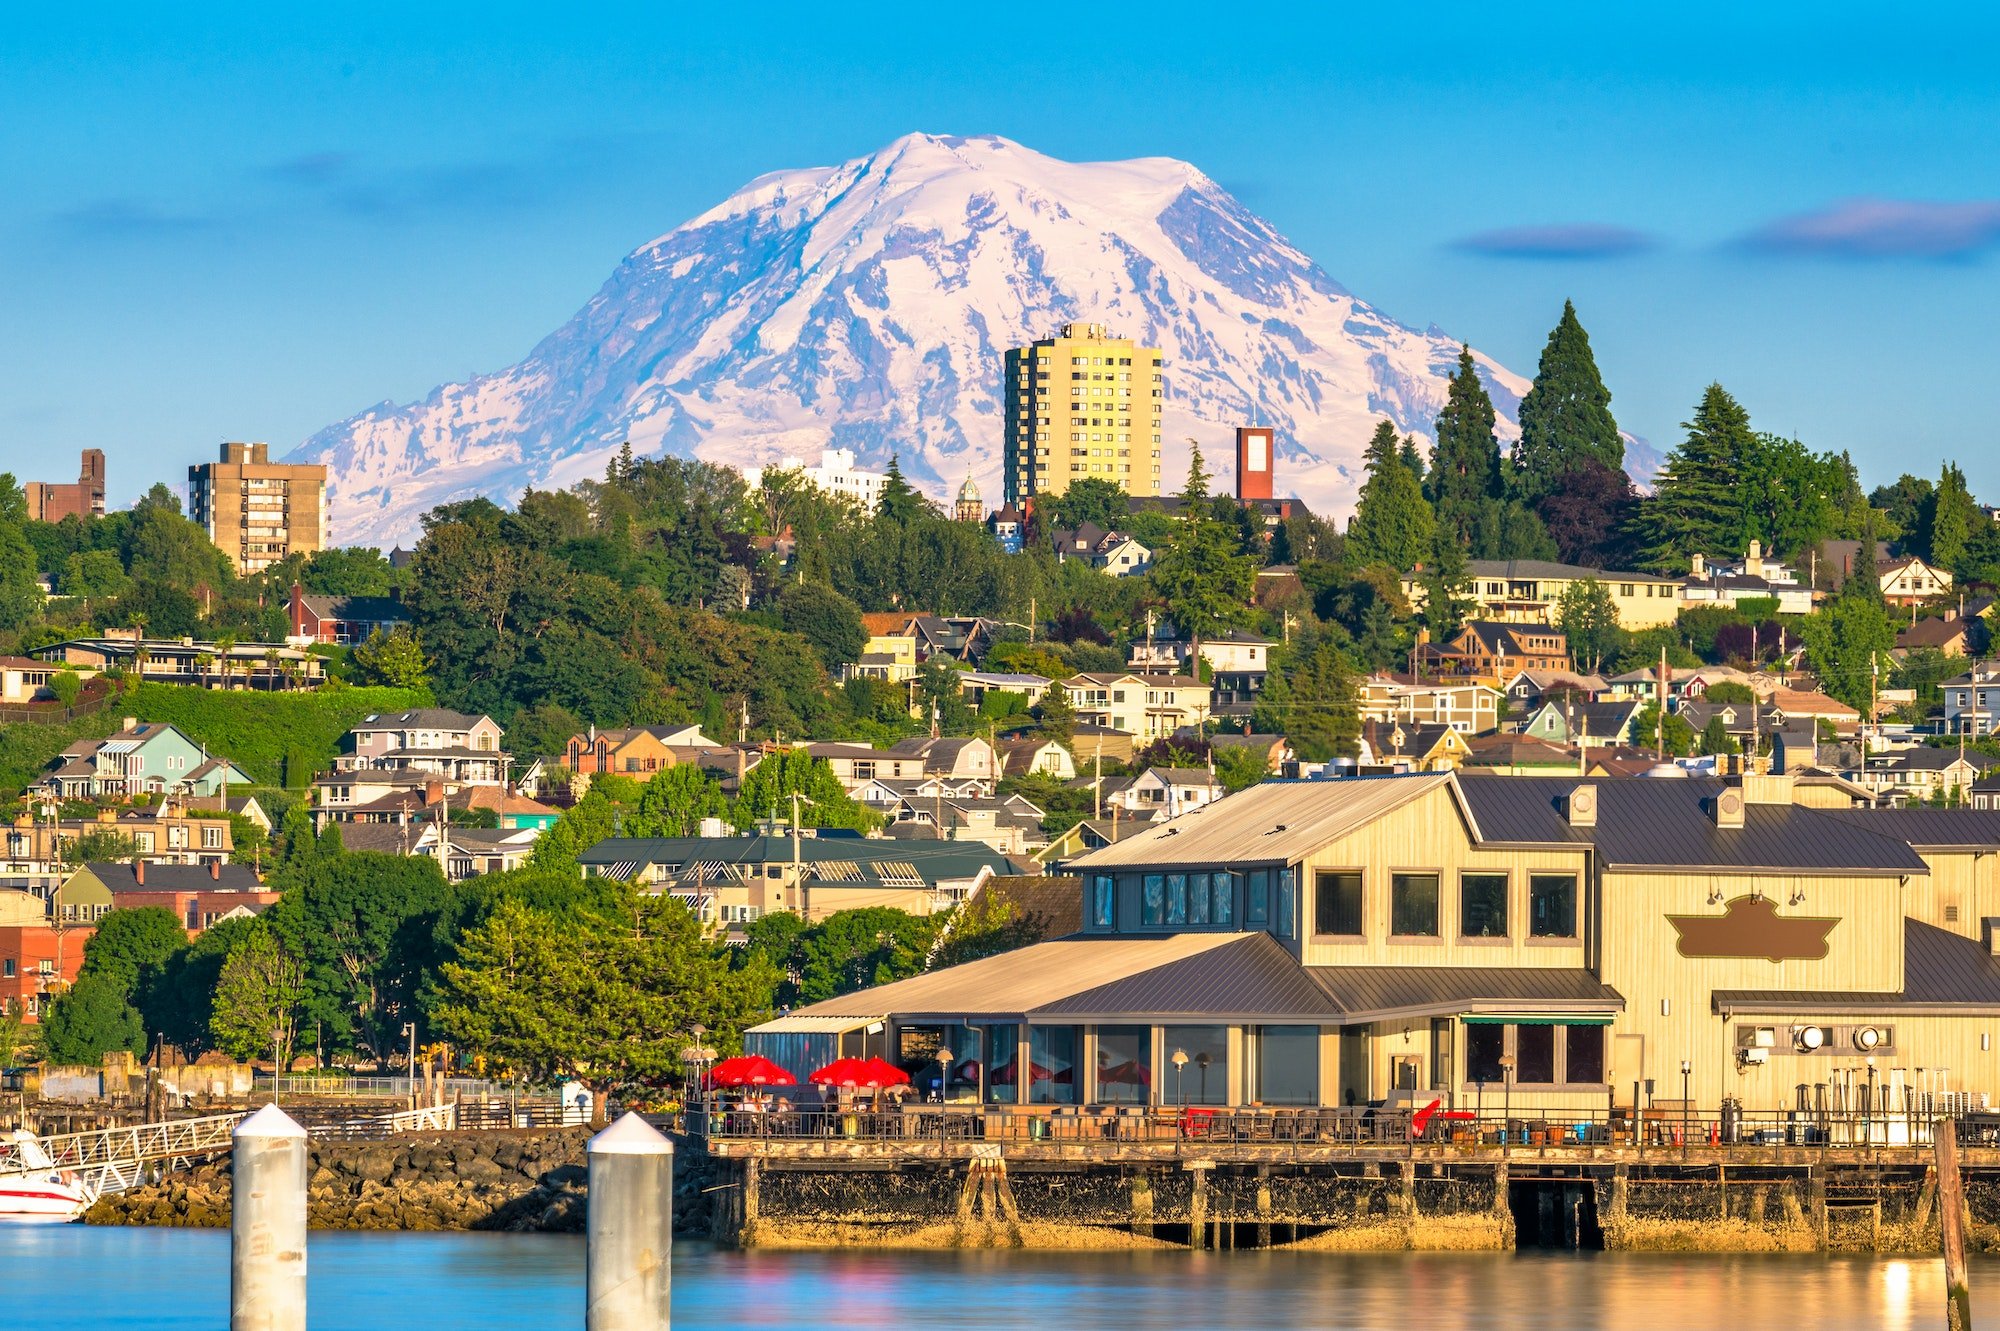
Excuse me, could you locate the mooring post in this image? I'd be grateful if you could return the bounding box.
[586,1112,675,1331]
[1185,1159,1211,1251]
[231,1103,308,1331]
[1937,1116,1971,1331]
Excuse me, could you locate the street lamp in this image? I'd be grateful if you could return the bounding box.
[1499,1054,1517,1156]
[1172,1048,1189,1114]
[682,1025,714,1131]
[1195,1051,1211,1106]
[936,1047,953,1104]
[1680,1059,1692,1154]
[404,1022,418,1111]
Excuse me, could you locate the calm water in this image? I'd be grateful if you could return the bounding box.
[0,1227,1983,1329]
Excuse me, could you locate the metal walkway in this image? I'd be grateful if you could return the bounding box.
[0,1112,248,1198]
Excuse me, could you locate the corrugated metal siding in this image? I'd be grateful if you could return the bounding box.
[1072,774,1452,870]
[1310,964,1624,1019]
[1036,934,1338,1018]
[1813,809,2000,849]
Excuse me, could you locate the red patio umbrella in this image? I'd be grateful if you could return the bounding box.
[862,1056,913,1087]
[707,1054,797,1088]
[811,1057,911,1089]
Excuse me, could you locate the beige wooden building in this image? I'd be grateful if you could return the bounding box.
[759,771,2000,1121]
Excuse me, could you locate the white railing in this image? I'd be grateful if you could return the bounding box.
[0,1111,248,1199]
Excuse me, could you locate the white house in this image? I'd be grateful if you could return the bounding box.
[745,447,889,513]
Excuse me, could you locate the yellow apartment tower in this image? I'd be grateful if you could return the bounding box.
[1002,323,1163,508]
[187,442,329,573]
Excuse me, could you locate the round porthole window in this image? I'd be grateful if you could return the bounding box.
[1854,1026,1883,1051]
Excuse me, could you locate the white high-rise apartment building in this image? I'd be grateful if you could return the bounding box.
[746,447,890,512]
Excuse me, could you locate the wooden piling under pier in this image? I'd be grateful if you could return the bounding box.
[711,1136,2000,1253]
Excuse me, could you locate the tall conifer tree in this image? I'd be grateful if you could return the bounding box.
[1348,420,1435,571]
[1513,301,1624,498]
[1638,383,1755,571]
[1425,347,1503,541]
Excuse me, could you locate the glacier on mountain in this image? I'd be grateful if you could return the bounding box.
[294,132,1538,548]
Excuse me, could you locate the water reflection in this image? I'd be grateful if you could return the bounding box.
[0,1228,1970,1330]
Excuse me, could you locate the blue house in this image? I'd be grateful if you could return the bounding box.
[39,721,253,800]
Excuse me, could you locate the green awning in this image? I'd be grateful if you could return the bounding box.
[1460,1014,1614,1026]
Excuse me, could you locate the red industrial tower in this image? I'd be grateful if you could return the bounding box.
[1234,427,1274,501]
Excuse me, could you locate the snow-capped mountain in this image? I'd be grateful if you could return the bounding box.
[296,133,1538,547]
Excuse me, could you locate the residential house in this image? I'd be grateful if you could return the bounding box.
[885,793,1048,855]
[332,820,541,882]
[1461,733,1584,773]
[0,808,235,889]
[577,835,1016,927]
[847,615,920,684]
[887,736,999,784]
[1896,612,1976,660]
[31,634,322,690]
[1861,747,1997,804]
[753,771,2000,1117]
[852,775,990,817]
[996,737,1076,781]
[986,504,1025,554]
[1970,773,2000,811]
[1766,689,1861,734]
[1357,673,1501,736]
[1518,699,1645,750]
[1438,622,1570,683]
[902,615,1002,664]
[1503,670,1608,715]
[1130,628,1271,716]
[1062,673,1212,740]
[0,656,70,704]
[805,743,927,793]
[60,861,274,935]
[1410,558,1683,628]
[335,708,506,785]
[37,720,251,800]
[1049,523,1152,576]
[1676,699,1772,750]
[1066,724,1139,766]
[1877,556,1952,607]
[1358,721,1472,772]
[1943,667,2000,736]
[562,725,720,777]
[286,585,411,646]
[1682,542,1817,616]
[1113,767,1225,818]
[0,893,90,1021]
[956,673,1053,710]
[1207,731,1293,776]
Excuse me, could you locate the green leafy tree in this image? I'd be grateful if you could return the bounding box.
[65,829,142,867]
[732,751,879,832]
[915,660,979,737]
[1512,301,1623,499]
[1042,477,1130,532]
[208,924,306,1067]
[1631,702,1698,757]
[41,975,145,1064]
[874,455,932,527]
[1347,420,1435,570]
[1425,346,1503,540]
[151,915,260,1055]
[60,549,130,601]
[1211,743,1274,792]
[0,516,43,631]
[1698,716,1740,757]
[1033,680,1077,740]
[1799,595,1896,713]
[76,907,187,1033]
[626,764,732,838]
[1148,445,1257,650]
[531,788,618,872]
[775,582,866,672]
[1555,577,1623,674]
[350,627,431,690]
[1702,681,1758,706]
[1270,637,1360,762]
[47,671,82,707]
[1640,384,1757,570]
[0,999,40,1068]
[434,889,774,1109]
[790,907,939,1006]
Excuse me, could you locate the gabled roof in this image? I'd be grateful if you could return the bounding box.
[297,593,408,623]
[1813,807,2000,847]
[1074,774,1453,870]
[1464,558,1678,584]
[354,708,489,730]
[82,862,264,892]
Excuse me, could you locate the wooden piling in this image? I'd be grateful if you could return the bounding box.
[1937,1117,1971,1331]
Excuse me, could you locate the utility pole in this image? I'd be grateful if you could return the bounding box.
[1093,740,1102,819]
[1656,644,1668,760]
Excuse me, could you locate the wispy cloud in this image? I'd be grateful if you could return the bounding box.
[1739,197,2000,260]
[50,197,217,237]
[263,150,358,185]
[1453,223,1655,260]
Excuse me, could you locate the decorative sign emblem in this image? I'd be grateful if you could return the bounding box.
[1666,895,1838,963]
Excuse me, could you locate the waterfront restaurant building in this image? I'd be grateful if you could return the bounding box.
[750,772,2000,1117]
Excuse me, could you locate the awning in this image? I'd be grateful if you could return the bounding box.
[749,1013,885,1034]
[1461,1014,1614,1026]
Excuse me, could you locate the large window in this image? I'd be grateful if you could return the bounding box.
[1276,868,1295,938]
[1163,1025,1229,1106]
[1212,873,1235,926]
[1315,871,1362,936]
[1165,874,1188,926]
[1028,1026,1078,1105]
[984,1024,1022,1104]
[1188,872,1211,925]
[1461,1022,1608,1087]
[1529,874,1577,939]
[1254,1026,1320,1105]
[1091,876,1114,929]
[1460,873,1508,938]
[1094,1026,1152,1104]
[1391,873,1440,937]
[1141,874,1166,928]
[1245,869,1270,925]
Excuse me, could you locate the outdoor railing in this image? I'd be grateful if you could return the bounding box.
[255,1074,519,1100]
[703,1099,2000,1154]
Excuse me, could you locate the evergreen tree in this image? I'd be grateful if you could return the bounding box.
[1638,383,1756,571]
[1512,301,1623,499]
[1347,421,1436,570]
[1148,445,1257,649]
[1420,528,1474,640]
[1354,600,1402,671]
[1924,462,1976,574]
[1844,508,1885,606]
[1398,436,1425,486]
[1284,638,1361,762]
[875,454,930,527]
[1425,346,1503,540]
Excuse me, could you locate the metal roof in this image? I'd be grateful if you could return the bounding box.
[1454,774,1927,873]
[1713,919,2000,1013]
[1035,934,1338,1019]
[1811,808,2000,848]
[785,934,1245,1019]
[1309,965,1624,1021]
[1072,774,1453,871]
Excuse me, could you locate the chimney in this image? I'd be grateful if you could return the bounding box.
[1710,788,1746,829]
[122,716,137,733]
[1689,553,1706,578]
[1564,784,1598,827]
[209,859,220,881]
[135,860,145,886]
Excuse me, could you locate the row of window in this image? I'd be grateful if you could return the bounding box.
[1314,869,1577,941]
[1092,868,1298,936]
[1464,1022,1605,1087]
[909,1022,1317,1106]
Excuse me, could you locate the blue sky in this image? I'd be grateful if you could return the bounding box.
[6,4,2000,508]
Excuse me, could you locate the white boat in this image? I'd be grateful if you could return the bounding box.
[0,1129,93,1224]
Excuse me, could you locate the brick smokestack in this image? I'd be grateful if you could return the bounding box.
[1235,427,1274,502]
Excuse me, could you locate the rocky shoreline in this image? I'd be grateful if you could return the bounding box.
[85,1128,712,1235]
